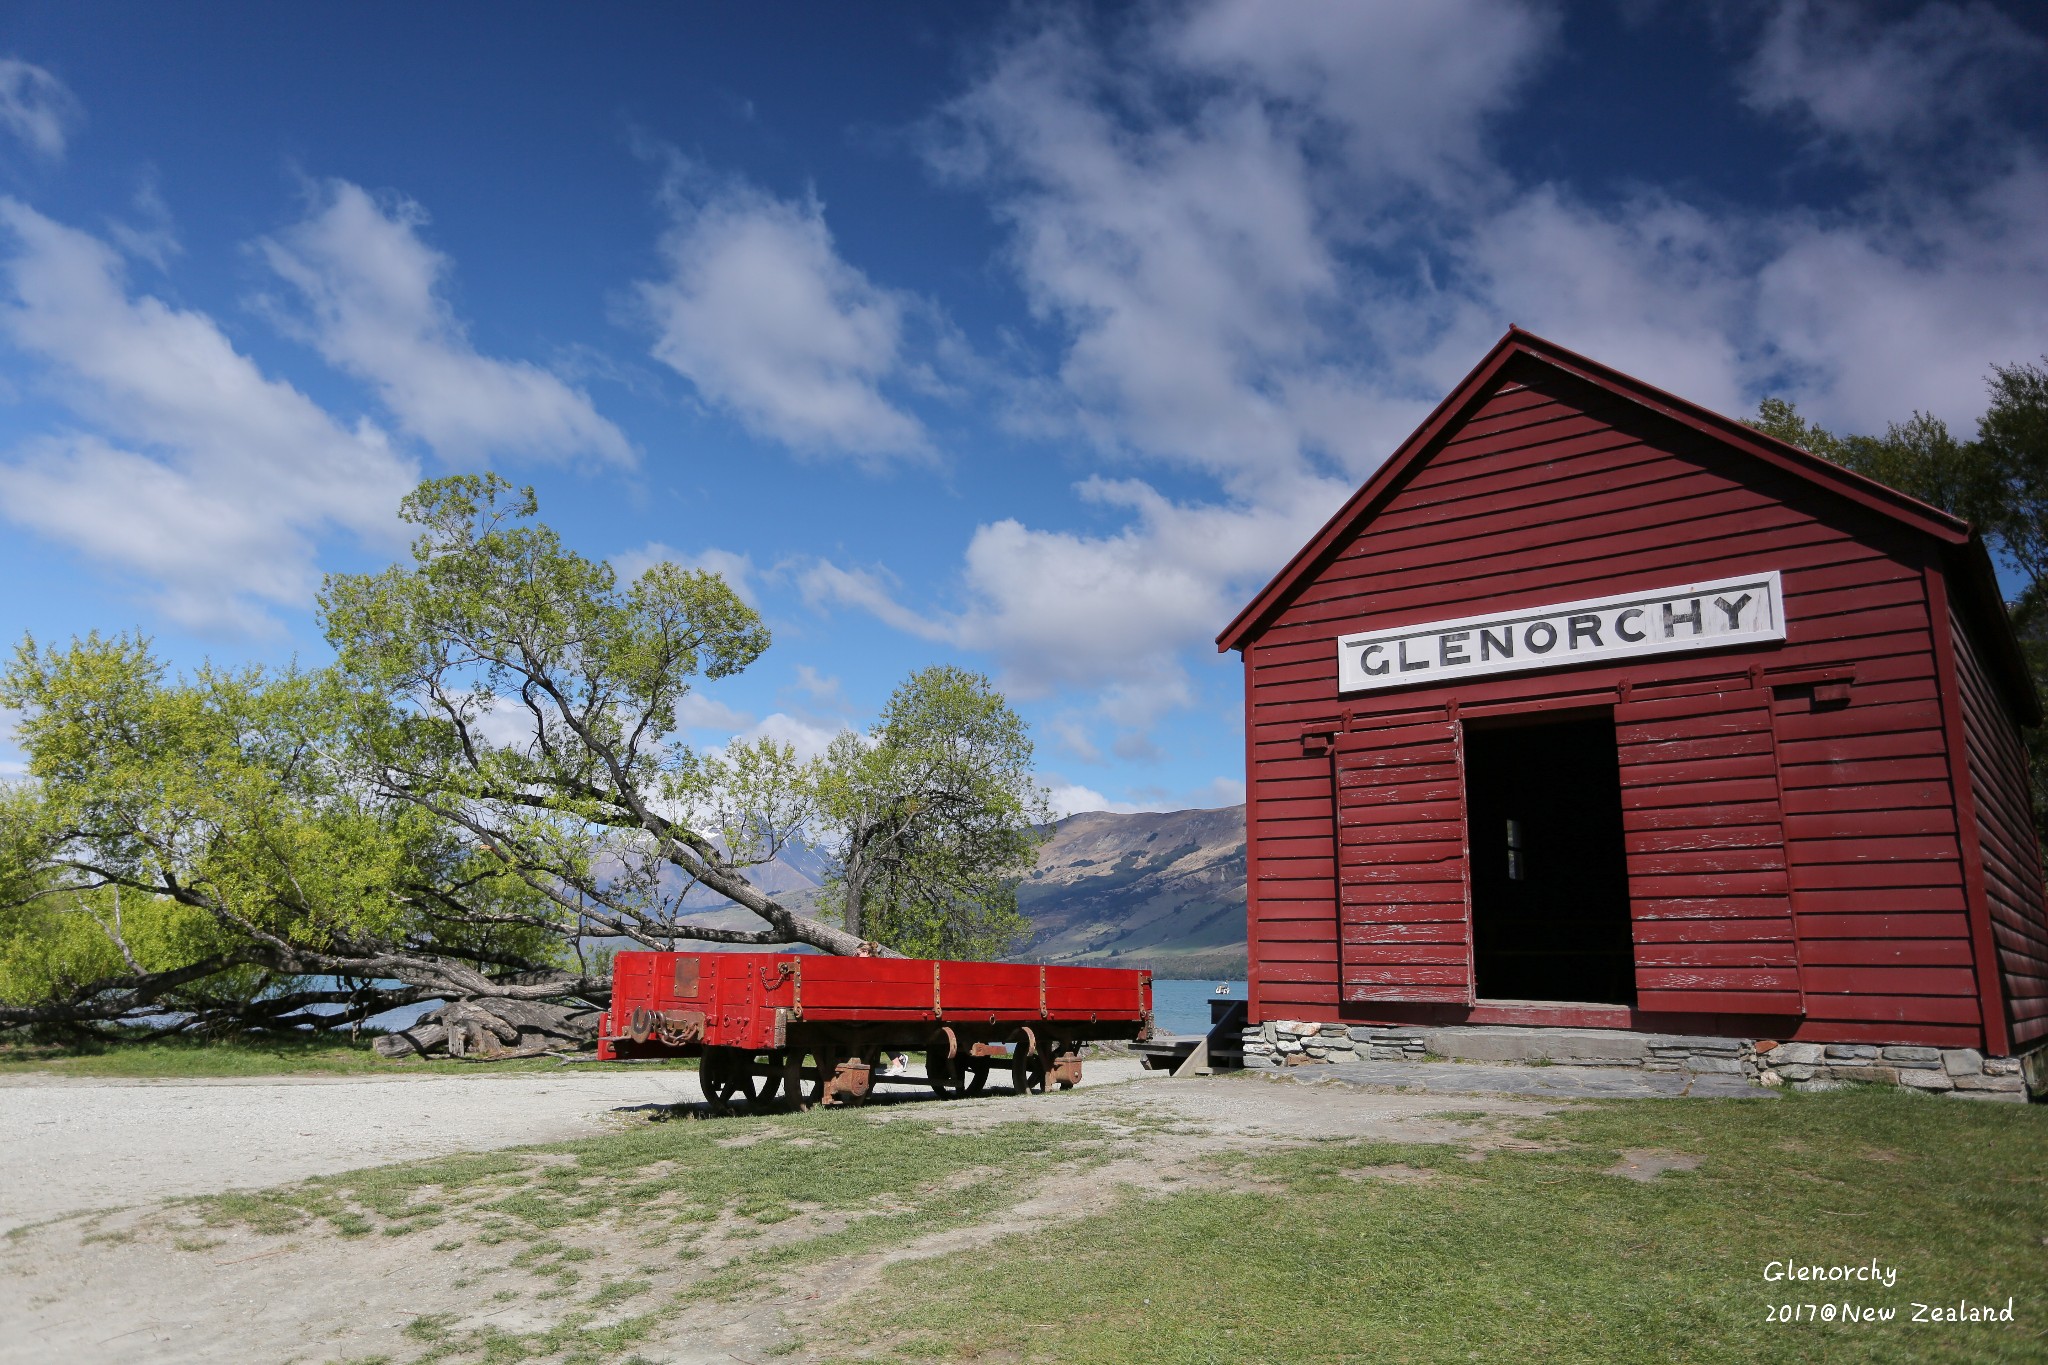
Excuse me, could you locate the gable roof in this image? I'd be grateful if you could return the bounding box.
[1216,326,2039,725]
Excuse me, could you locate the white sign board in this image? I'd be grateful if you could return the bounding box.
[1335,571,1785,694]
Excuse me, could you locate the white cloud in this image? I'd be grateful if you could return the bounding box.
[1046,713,1101,764]
[1043,780,1130,819]
[740,711,844,764]
[1044,772,1244,819]
[798,560,949,641]
[1440,186,1758,417]
[807,473,1347,700]
[612,541,759,604]
[0,59,81,162]
[105,173,181,270]
[0,705,25,780]
[930,22,1344,484]
[673,691,756,733]
[1751,169,2048,434]
[637,167,930,462]
[259,180,632,466]
[790,664,844,707]
[0,200,418,632]
[1170,0,1554,194]
[1742,0,2045,167]
[459,692,545,752]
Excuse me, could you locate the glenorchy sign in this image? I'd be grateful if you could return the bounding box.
[1335,571,1786,694]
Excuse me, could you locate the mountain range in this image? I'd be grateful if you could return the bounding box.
[1013,805,1247,978]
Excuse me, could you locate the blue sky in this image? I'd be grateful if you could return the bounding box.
[0,1,2045,814]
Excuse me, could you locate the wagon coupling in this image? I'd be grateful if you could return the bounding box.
[820,1057,873,1107]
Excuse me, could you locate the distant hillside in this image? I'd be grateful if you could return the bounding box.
[1013,805,1247,979]
[638,805,1250,978]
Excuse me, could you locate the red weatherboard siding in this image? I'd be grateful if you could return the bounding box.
[1949,591,2048,1048]
[1235,343,2040,1050]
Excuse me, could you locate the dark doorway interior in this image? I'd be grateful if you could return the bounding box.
[1464,714,1636,1005]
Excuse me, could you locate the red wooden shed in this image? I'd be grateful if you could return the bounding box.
[1219,327,2048,1058]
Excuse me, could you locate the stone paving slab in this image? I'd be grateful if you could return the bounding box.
[1308,1057,1775,1100]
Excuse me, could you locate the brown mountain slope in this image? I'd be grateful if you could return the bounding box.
[1013,805,1247,978]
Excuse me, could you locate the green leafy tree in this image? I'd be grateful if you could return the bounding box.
[1976,361,2048,624]
[1750,398,2003,530]
[316,472,880,956]
[0,632,568,1031]
[814,666,1051,959]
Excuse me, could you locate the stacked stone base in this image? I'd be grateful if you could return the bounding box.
[1753,1041,2024,1098]
[1239,1021,2032,1102]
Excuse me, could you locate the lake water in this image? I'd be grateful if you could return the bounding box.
[1150,978,1247,1037]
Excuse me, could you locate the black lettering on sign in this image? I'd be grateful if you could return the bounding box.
[1614,607,1646,643]
[1440,631,1470,666]
[1480,627,1513,661]
[1361,644,1389,676]
[1525,621,1558,654]
[1567,613,1602,649]
[1398,639,1429,671]
[1663,598,1703,637]
[1714,593,1752,628]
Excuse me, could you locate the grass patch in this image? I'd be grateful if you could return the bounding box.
[822,1088,2048,1364]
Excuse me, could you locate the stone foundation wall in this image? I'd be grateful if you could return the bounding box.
[1239,1021,2032,1102]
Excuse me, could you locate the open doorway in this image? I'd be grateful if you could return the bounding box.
[1464,713,1636,1005]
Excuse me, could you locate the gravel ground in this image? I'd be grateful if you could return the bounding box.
[0,1059,1158,1235]
[0,1066,707,1234]
[0,1064,1537,1365]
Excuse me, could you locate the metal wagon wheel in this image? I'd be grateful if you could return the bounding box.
[754,1051,786,1106]
[1007,1027,1044,1096]
[774,1049,808,1111]
[925,1028,966,1099]
[699,1046,758,1108]
[959,1050,990,1095]
[780,1037,854,1109]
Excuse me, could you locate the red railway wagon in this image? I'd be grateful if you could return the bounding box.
[599,951,1153,1107]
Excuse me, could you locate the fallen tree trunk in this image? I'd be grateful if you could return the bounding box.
[373,998,601,1060]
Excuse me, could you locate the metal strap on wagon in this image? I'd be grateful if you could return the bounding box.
[777,959,803,1018]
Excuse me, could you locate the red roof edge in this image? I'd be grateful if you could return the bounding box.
[1217,325,1974,654]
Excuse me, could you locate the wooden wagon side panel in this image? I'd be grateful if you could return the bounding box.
[1334,717,1473,1005]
